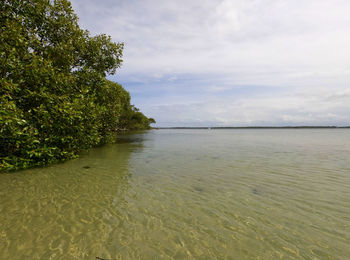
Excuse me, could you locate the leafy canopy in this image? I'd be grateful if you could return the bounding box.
[0,0,155,171]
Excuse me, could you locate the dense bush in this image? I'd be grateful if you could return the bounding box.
[0,0,155,171]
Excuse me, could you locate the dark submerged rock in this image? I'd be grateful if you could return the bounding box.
[193,186,204,192]
[251,186,262,195]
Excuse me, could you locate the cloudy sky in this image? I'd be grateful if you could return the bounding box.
[70,0,350,127]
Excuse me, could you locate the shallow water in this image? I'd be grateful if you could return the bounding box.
[1,129,350,259]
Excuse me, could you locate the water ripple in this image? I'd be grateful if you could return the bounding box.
[1,129,350,259]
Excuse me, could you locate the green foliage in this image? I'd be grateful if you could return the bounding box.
[0,0,155,171]
[118,104,155,131]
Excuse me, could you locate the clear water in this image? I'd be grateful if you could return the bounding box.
[1,129,350,259]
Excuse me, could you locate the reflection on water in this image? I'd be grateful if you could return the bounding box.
[1,129,350,259]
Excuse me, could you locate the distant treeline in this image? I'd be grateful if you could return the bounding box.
[159,126,350,129]
[0,0,155,171]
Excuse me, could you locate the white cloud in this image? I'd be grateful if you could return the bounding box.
[70,0,350,126]
[147,88,350,126]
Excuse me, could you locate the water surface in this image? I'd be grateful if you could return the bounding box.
[1,129,350,259]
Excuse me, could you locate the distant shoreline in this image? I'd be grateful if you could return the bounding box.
[156,126,350,129]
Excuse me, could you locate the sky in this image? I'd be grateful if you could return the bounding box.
[70,0,350,127]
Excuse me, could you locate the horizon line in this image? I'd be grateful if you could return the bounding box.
[155,126,350,129]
